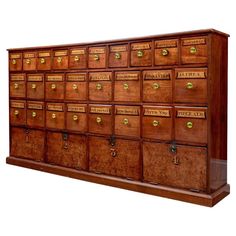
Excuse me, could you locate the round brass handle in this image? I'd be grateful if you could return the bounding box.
[94,54,100,61]
[73,114,78,121]
[12,59,17,65]
[51,84,57,90]
[152,82,160,90]
[123,118,129,125]
[14,110,19,116]
[74,55,80,62]
[161,49,169,56]
[26,59,31,64]
[57,57,62,63]
[14,83,19,89]
[186,82,193,89]
[115,52,121,59]
[137,50,144,58]
[96,116,102,124]
[190,46,197,54]
[152,120,160,127]
[186,121,193,129]
[123,83,129,90]
[72,84,78,90]
[96,83,102,90]
[40,58,45,64]
[31,84,37,89]
[32,111,37,118]
[51,113,56,119]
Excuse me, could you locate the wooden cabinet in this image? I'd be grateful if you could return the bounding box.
[7,29,230,207]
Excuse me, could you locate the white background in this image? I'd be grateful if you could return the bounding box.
[0,0,235,235]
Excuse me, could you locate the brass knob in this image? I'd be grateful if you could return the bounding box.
[161,49,169,56]
[51,113,56,119]
[123,118,129,125]
[186,82,193,89]
[96,83,102,90]
[74,55,80,62]
[51,84,57,90]
[190,46,197,54]
[14,83,19,89]
[96,116,102,124]
[94,54,100,61]
[152,82,160,90]
[123,83,129,90]
[57,57,62,63]
[73,114,78,121]
[40,58,45,64]
[115,52,121,59]
[12,59,17,65]
[137,50,144,58]
[32,111,37,118]
[72,84,78,90]
[186,121,193,129]
[31,84,37,89]
[152,120,160,127]
[14,110,19,116]
[26,59,31,64]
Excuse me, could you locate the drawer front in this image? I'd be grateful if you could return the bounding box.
[10,74,26,98]
[143,142,207,191]
[27,74,44,100]
[143,70,172,103]
[174,68,207,103]
[89,136,141,180]
[37,51,51,70]
[27,101,44,128]
[46,103,65,129]
[88,47,106,68]
[53,50,68,69]
[142,106,172,140]
[131,42,152,67]
[65,73,87,100]
[175,107,207,144]
[11,127,45,161]
[46,132,87,170]
[66,104,87,132]
[9,53,22,71]
[181,37,208,64]
[10,100,26,125]
[45,74,64,100]
[114,71,140,102]
[155,39,178,65]
[89,72,112,101]
[88,105,112,135]
[115,106,140,137]
[109,44,128,67]
[23,52,37,71]
[69,48,87,69]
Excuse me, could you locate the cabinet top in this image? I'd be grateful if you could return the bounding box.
[7,28,229,51]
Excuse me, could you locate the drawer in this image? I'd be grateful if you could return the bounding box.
[46,132,87,170]
[155,39,178,65]
[89,136,141,180]
[114,71,140,102]
[10,100,26,125]
[53,50,68,69]
[37,51,52,70]
[65,73,87,101]
[89,72,112,101]
[45,74,65,100]
[69,48,87,69]
[46,103,65,130]
[88,105,112,135]
[66,104,87,132]
[174,68,207,103]
[131,42,152,67]
[142,106,173,140]
[88,47,106,68]
[109,44,128,67]
[11,127,45,162]
[115,105,140,137]
[175,107,207,144]
[27,101,45,128]
[181,37,208,64]
[10,74,26,98]
[143,142,207,191]
[143,70,172,103]
[23,52,37,71]
[9,53,22,71]
[27,74,44,100]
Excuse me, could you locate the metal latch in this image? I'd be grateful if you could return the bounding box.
[62,133,68,149]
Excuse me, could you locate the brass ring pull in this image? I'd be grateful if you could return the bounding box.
[186,121,193,129]
[115,52,121,59]
[137,50,144,58]
[57,57,62,63]
[51,84,57,90]
[14,110,19,116]
[161,49,169,56]
[73,115,78,121]
[72,84,78,90]
[123,118,129,125]
[32,111,37,118]
[94,54,100,61]
[96,83,102,90]
[123,83,129,90]
[40,58,46,64]
[51,113,56,119]
[186,82,193,89]
[152,82,160,90]
[31,84,37,89]
[14,83,19,89]
[74,55,80,62]
[12,59,17,65]
[152,120,160,127]
[190,46,197,54]
[96,116,102,124]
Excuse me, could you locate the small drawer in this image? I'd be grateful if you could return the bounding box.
[109,44,128,67]
[142,106,173,140]
[65,73,87,101]
[143,70,172,103]
[27,74,44,100]
[115,105,140,137]
[37,51,52,70]
[174,68,207,103]
[69,48,87,69]
[181,37,208,64]
[9,53,22,71]
[88,105,112,135]
[114,71,140,102]
[89,72,112,101]
[45,74,64,100]
[131,42,152,67]
[10,74,26,98]
[88,47,106,68]
[53,50,68,69]
[23,52,37,71]
[10,100,26,125]
[155,39,178,65]
[66,104,87,132]
[46,103,65,130]
[175,107,207,144]
[27,101,45,128]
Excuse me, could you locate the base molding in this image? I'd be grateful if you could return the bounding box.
[6,156,230,207]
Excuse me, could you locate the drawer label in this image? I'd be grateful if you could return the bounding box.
[10,54,21,59]
[90,107,111,114]
[155,40,177,48]
[10,74,25,81]
[144,109,170,117]
[144,70,171,80]
[71,49,86,55]
[54,51,68,56]
[177,110,206,119]
[131,42,151,50]
[24,53,35,58]
[116,72,139,81]
[67,104,86,113]
[67,73,86,81]
[46,75,64,81]
[27,74,43,82]
[38,52,51,57]
[182,38,206,46]
[89,48,105,54]
[89,72,112,81]
[110,45,127,52]
[116,107,139,115]
[177,71,206,79]
[47,104,64,111]
[28,102,43,110]
[11,101,25,108]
